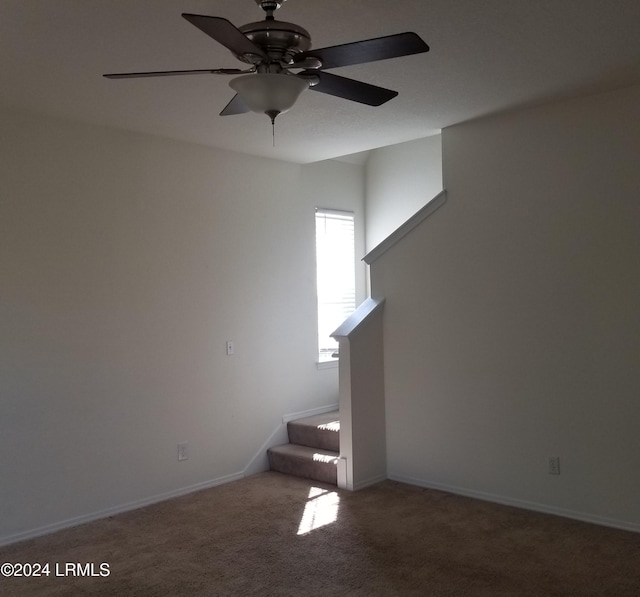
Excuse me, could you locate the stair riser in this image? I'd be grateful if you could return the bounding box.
[268,451,337,485]
[287,423,339,452]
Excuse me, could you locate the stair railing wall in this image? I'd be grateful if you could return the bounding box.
[363,190,447,265]
[331,297,386,491]
[331,191,446,491]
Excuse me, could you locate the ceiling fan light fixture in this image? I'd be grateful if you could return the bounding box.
[104,4,431,125]
[229,73,308,119]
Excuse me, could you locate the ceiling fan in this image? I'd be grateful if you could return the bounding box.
[104,0,430,125]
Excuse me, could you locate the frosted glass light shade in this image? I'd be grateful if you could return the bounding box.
[229,73,308,115]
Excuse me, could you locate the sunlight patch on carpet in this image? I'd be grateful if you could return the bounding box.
[297,486,340,535]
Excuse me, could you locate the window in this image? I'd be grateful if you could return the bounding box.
[315,209,356,362]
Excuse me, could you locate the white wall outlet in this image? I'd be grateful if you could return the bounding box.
[226,340,234,356]
[548,456,560,475]
[178,442,189,461]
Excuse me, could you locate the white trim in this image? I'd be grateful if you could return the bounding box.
[242,423,290,477]
[331,296,385,339]
[337,457,348,490]
[352,473,388,492]
[316,359,338,370]
[388,473,640,534]
[282,403,339,424]
[363,190,447,264]
[0,472,244,547]
[339,473,388,492]
[2,404,340,547]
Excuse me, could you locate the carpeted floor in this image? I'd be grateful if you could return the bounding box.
[1,471,638,596]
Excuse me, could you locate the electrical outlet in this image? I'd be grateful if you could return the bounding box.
[178,442,189,461]
[548,456,560,475]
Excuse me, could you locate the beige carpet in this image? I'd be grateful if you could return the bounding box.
[1,472,638,596]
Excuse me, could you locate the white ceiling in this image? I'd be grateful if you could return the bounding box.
[2,0,640,164]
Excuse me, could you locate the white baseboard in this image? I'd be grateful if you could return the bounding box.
[352,473,387,492]
[0,471,244,548]
[243,424,289,477]
[2,404,341,548]
[388,473,640,534]
[281,403,339,424]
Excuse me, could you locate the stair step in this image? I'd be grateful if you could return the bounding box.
[268,444,339,485]
[287,411,340,452]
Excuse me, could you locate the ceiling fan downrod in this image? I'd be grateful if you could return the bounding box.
[254,0,287,19]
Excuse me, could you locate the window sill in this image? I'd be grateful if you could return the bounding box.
[316,359,338,370]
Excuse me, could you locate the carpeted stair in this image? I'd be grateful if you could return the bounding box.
[268,411,340,485]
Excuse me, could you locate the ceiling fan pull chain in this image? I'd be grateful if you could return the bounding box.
[266,110,279,147]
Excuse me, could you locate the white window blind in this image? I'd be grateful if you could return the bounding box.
[315,209,356,361]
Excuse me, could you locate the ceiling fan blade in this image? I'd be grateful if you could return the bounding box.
[103,68,247,79]
[182,14,267,61]
[294,32,428,70]
[304,71,398,106]
[220,94,250,116]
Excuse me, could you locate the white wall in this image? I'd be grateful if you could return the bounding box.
[371,85,640,530]
[365,136,442,252]
[0,107,363,543]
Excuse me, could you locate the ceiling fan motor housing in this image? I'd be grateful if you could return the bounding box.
[238,19,311,66]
